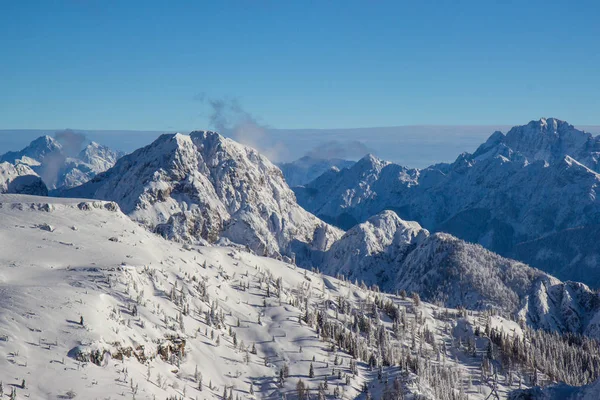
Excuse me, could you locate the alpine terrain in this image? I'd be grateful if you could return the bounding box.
[1,194,599,400]
[278,156,355,187]
[294,118,600,287]
[62,132,343,260]
[1,135,123,190]
[1,124,599,400]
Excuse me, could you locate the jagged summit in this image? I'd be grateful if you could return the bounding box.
[1,135,62,165]
[354,153,389,171]
[294,118,600,287]
[472,118,600,168]
[63,130,342,258]
[0,135,122,190]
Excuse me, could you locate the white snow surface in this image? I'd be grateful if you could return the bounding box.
[0,193,543,400]
[294,118,600,288]
[0,162,48,195]
[1,136,122,190]
[315,211,600,337]
[63,132,343,259]
[510,378,600,400]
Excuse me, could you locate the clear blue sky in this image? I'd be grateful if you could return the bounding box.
[1,0,599,131]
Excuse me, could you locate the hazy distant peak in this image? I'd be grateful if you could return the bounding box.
[354,153,388,170]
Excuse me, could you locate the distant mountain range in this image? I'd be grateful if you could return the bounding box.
[295,118,600,288]
[5,124,599,169]
[278,156,355,186]
[3,120,600,398]
[0,135,123,190]
[4,121,600,330]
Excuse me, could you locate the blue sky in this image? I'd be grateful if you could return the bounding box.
[1,1,599,131]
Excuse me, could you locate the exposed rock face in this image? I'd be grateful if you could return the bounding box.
[64,132,342,258]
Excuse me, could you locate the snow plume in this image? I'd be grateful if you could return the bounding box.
[54,129,87,157]
[305,140,374,160]
[198,94,288,162]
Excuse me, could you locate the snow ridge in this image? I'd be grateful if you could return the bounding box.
[0,162,48,195]
[295,118,600,287]
[0,135,123,189]
[317,210,600,337]
[63,132,343,259]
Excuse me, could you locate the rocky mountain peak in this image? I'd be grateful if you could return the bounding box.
[1,135,122,190]
[64,131,342,259]
[354,153,388,171]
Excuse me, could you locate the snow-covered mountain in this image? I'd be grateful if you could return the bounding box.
[295,118,600,287]
[62,132,342,259]
[479,118,600,170]
[0,135,123,189]
[0,162,48,195]
[313,211,600,337]
[2,193,598,399]
[278,156,355,187]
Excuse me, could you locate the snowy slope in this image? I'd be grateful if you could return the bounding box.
[0,193,565,400]
[0,162,48,195]
[316,211,600,337]
[278,156,355,187]
[294,118,600,287]
[509,379,600,400]
[57,142,124,189]
[1,136,123,190]
[62,132,342,259]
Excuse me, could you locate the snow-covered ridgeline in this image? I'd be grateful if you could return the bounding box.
[0,135,123,190]
[1,194,598,399]
[62,132,343,260]
[294,118,600,288]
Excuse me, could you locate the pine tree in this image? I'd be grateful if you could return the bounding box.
[309,362,315,378]
[296,379,306,400]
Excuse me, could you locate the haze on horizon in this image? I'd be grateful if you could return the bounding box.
[1,1,599,167]
[2,122,600,169]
